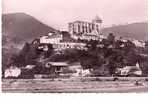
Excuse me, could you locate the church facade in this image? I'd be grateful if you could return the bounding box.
[68,16,103,41]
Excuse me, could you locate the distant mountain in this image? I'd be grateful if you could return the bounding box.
[2,13,57,67]
[2,13,57,44]
[102,22,148,41]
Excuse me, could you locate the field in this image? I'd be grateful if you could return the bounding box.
[2,77,148,93]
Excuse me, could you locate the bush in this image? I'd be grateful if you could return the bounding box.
[145,78,148,81]
[113,77,119,81]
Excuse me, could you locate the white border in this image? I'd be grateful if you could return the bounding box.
[0,0,148,98]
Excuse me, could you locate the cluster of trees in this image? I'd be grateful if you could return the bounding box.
[7,42,54,67]
[79,33,148,76]
[145,41,148,54]
[6,33,148,76]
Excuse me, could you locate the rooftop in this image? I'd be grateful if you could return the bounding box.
[47,62,69,66]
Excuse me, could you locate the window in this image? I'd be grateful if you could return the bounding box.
[55,67,62,72]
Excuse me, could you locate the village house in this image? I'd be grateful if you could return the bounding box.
[52,42,86,51]
[116,62,142,76]
[44,62,91,77]
[36,31,87,51]
[4,66,21,78]
[40,32,63,44]
[44,62,69,74]
[132,39,145,48]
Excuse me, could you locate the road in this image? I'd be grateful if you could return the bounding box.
[2,78,148,93]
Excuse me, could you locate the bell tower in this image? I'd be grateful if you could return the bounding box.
[92,15,103,34]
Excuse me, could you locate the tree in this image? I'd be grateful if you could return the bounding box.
[10,42,30,66]
[85,40,98,51]
[115,39,124,49]
[123,40,136,52]
[107,49,125,75]
[107,33,115,45]
[145,41,148,54]
[13,42,40,66]
[19,42,30,57]
[44,43,54,58]
[80,40,105,70]
[24,44,39,65]
[80,55,103,70]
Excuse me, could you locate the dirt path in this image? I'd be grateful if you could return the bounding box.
[2,79,148,93]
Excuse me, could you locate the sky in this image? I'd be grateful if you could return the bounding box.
[2,0,148,30]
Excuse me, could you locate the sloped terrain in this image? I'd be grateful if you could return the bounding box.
[102,22,148,41]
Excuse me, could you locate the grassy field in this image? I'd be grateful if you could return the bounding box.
[2,77,148,93]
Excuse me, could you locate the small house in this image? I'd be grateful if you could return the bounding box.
[116,62,142,76]
[4,66,21,78]
[44,62,69,75]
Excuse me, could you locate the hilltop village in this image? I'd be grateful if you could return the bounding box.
[33,16,104,51]
[4,16,148,79]
[33,16,145,52]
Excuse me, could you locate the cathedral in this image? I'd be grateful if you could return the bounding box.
[68,15,103,41]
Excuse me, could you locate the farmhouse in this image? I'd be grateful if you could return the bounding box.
[44,62,69,74]
[116,63,142,76]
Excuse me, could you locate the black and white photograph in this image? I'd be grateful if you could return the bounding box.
[1,0,148,93]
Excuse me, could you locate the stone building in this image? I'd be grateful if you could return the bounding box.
[32,16,104,52]
[52,42,86,51]
[33,32,86,51]
[68,15,103,41]
[40,32,63,44]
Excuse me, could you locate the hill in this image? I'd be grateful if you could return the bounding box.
[2,13,57,44]
[2,13,57,67]
[102,22,148,41]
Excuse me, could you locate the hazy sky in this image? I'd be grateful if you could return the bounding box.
[2,0,148,30]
